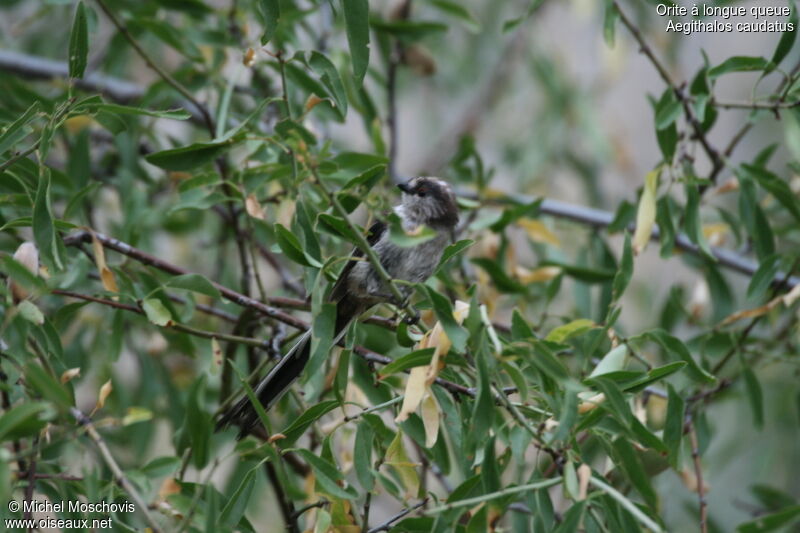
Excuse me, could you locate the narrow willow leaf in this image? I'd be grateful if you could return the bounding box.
[664,384,684,469]
[342,0,370,84]
[142,298,173,326]
[280,400,338,446]
[68,1,88,78]
[632,170,658,255]
[165,273,221,298]
[259,0,280,44]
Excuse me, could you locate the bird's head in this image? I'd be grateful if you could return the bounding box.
[397,177,459,229]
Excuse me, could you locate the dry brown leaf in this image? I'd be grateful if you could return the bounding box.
[577,463,592,501]
[60,368,81,384]
[719,303,774,326]
[577,393,605,414]
[304,94,325,113]
[518,218,560,247]
[269,433,286,443]
[245,194,266,220]
[632,169,658,255]
[95,380,113,413]
[243,47,256,67]
[91,232,118,294]
[403,44,436,76]
[782,283,800,307]
[714,178,740,195]
[158,478,181,501]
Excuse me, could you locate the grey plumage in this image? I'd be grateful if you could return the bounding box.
[217,177,459,436]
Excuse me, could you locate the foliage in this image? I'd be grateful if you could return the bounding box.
[1,0,799,532]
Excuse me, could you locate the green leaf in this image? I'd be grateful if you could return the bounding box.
[280,400,339,446]
[185,377,212,468]
[0,102,40,155]
[684,184,713,258]
[747,255,779,302]
[17,300,44,325]
[33,171,63,271]
[546,319,596,344]
[370,20,448,39]
[709,56,773,79]
[471,258,525,292]
[611,232,633,301]
[586,376,631,426]
[742,164,800,224]
[219,464,258,528]
[293,449,358,499]
[530,341,570,382]
[379,348,435,376]
[436,239,474,272]
[655,93,682,130]
[86,103,192,120]
[742,365,764,429]
[423,286,468,352]
[354,421,375,490]
[621,361,686,392]
[165,273,221,299]
[553,500,586,533]
[342,0,370,84]
[24,363,73,408]
[274,223,321,267]
[603,0,619,46]
[0,402,51,442]
[388,218,436,248]
[308,51,348,118]
[145,141,232,171]
[68,1,88,79]
[430,0,480,32]
[737,505,800,533]
[589,344,628,378]
[663,384,684,469]
[142,298,173,326]
[641,329,715,383]
[770,5,798,68]
[259,0,281,44]
[612,437,658,510]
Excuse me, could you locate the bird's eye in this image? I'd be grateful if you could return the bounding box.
[417,186,428,197]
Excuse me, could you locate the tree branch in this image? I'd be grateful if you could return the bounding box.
[71,408,163,533]
[368,498,428,532]
[688,421,708,533]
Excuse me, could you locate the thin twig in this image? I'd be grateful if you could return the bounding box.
[688,422,708,533]
[93,0,215,133]
[71,408,163,533]
[264,461,299,533]
[612,1,723,185]
[368,498,429,532]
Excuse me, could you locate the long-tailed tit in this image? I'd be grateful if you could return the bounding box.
[217,177,459,436]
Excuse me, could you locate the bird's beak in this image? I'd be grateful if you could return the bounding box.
[397,181,412,194]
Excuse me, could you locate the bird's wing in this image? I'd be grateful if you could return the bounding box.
[329,219,387,303]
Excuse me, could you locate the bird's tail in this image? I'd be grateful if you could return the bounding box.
[216,330,312,436]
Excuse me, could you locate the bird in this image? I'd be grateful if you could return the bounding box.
[217,177,460,436]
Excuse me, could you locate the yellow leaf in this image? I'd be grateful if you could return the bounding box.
[518,218,560,247]
[210,337,223,375]
[632,169,658,255]
[245,194,266,220]
[514,265,562,284]
[384,431,419,499]
[91,232,118,294]
[702,223,728,247]
[64,115,92,134]
[60,368,81,384]
[95,380,113,413]
[421,393,440,448]
[122,407,153,426]
[395,367,427,423]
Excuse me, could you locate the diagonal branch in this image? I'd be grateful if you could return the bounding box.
[71,408,163,533]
